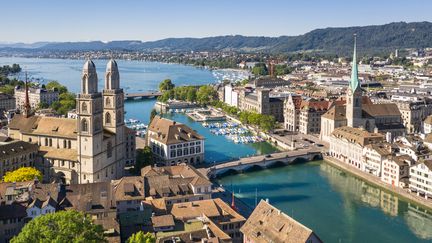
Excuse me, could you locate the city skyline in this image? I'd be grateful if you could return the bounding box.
[3,0,432,43]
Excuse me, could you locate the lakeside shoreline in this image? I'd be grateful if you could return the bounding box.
[323,155,432,211]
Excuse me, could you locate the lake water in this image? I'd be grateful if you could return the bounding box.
[2,57,431,242]
[0,57,277,162]
[217,161,432,243]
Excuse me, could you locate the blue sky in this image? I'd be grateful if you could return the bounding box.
[3,0,432,43]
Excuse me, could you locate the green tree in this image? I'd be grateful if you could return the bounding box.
[3,167,42,182]
[252,63,268,76]
[159,79,175,92]
[196,85,217,105]
[134,146,154,174]
[127,231,155,243]
[46,80,68,94]
[0,85,15,95]
[11,210,106,243]
[51,92,76,115]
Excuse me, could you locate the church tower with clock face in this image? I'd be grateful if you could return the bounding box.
[346,36,363,128]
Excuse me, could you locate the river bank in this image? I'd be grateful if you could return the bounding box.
[324,155,432,211]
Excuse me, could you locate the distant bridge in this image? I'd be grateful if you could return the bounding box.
[125,91,162,100]
[203,149,322,178]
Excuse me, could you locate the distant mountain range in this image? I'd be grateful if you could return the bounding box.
[2,22,432,55]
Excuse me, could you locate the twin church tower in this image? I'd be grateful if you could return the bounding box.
[8,59,130,184]
[77,59,126,183]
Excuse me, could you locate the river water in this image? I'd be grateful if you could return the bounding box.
[1,57,431,242]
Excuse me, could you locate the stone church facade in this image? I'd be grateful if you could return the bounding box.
[8,59,134,184]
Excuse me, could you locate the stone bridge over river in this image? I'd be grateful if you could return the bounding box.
[203,148,323,178]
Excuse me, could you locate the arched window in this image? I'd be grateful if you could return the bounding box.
[81,119,88,132]
[82,102,88,113]
[107,141,112,158]
[105,97,111,107]
[105,112,111,125]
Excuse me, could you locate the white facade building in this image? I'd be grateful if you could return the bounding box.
[409,161,432,199]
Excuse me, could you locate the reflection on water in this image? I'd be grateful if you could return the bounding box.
[320,162,432,240]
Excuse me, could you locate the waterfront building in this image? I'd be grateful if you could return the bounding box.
[146,115,204,166]
[224,84,240,107]
[362,142,392,177]
[8,59,133,184]
[299,99,332,135]
[0,93,15,111]
[0,140,38,179]
[238,88,284,122]
[320,39,405,142]
[329,126,384,170]
[14,86,58,111]
[241,199,322,243]
[283,94,302,131]
[170,198,246,242]
[409,160,432,199]
[381,155,412,188]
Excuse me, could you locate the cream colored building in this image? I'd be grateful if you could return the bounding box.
[15,86,58,111]
[409,160,432,199]
[329,126,384,170]
[362,142,392,177]
[394,98,432,134]
[381,155,412,188]
[8,59,133,184]
[283,94,302,131]
[146,116,204,166]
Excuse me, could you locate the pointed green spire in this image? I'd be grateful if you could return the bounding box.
[350,34,360,92]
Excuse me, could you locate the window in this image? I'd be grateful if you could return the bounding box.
[82,102,88,113]
[107,142,113,158]
[105,97,111,107]
[81,119,88,132]
[105,112,111,125]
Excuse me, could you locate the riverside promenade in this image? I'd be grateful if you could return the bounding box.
[324,155,432,211]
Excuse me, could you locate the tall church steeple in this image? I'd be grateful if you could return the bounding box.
[76,59,104,183]
[102,59,125,178]
[346,35,363,127]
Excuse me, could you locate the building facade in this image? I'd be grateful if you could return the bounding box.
[15,86,58,111]
[0,141,38,179]
[146,116,204,166]
[329,126,384,170]
[0,93,15,111]
[8,59,133,184]
[239,88,284,122]
[409,160,432,199]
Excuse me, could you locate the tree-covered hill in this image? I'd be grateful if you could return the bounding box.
[2,22,432,54]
